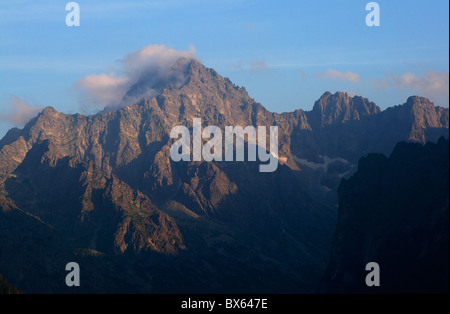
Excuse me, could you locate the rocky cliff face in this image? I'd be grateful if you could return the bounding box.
[0,58,448,293]
[319,137,449,293]
[308,91,381,128]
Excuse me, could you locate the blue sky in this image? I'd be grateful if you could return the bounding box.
[0,0,448,137]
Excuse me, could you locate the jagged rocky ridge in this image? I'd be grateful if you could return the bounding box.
[0,58,448,293]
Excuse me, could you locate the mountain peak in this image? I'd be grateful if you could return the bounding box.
[39,106,57,116]
[122,57,197,105]
[182,58,236,89]
[136,58,259,127]
[405,95,435,109]
[310,91,380,127]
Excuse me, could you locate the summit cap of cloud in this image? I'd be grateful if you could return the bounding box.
[76,44,198,112]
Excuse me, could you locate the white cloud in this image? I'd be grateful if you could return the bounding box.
[76,73,129,109]
[392,71,449,98]
[0,95,43,126]
[76,44,197,110]
[373,71,449,106]
[315,69,360,84]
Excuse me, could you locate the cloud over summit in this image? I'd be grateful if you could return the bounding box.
[373,71,449,106]
[76,44,197,111]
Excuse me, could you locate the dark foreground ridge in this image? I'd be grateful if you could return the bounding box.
[320,137,449,293]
